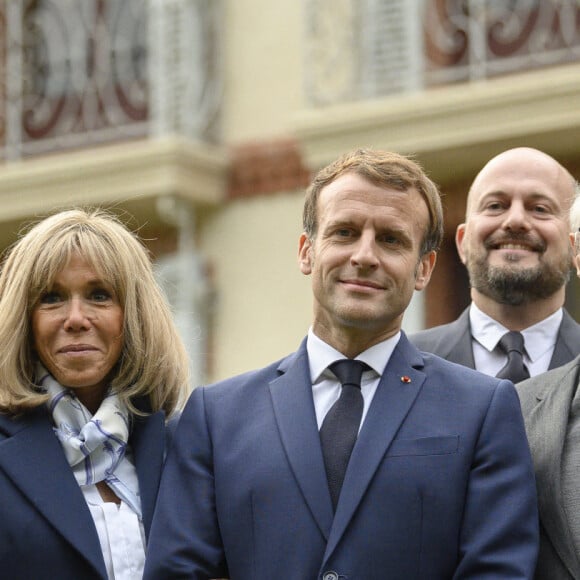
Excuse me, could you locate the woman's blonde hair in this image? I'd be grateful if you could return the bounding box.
[0,208,190,416]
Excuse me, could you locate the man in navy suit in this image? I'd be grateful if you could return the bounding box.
[145,149,539,579]
[411,148,580,380]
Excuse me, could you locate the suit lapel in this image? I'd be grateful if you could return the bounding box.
[324,336,425,561]
[525,362,580,577]
[549,310,580,370]
[0,408,106,577]
[131,409,166,537]
[442,308,476,368]
[269,344,334,540]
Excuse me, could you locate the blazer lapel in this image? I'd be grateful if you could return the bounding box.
[549,310,580,370]
[0,408,106,577]
[525,362,580,577]
[131,409,166,537]
[269,343,334,540]
[414,307,474,368]
[442,308,476,368]
[324,336,425,561]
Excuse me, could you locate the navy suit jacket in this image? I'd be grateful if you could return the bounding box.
[145,334,539,580]
[409,307,580,371]
[0,402,170,579]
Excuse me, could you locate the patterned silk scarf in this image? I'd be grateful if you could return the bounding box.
[37,365,142,516]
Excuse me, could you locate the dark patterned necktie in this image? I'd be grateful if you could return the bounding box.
[320,359,368,510]
[496,331,530,383]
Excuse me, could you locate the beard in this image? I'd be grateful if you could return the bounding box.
[466,250,571,306]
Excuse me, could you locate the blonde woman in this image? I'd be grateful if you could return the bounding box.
[0,208,190,579]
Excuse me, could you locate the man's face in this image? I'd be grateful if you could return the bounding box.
[456,149,573,306]
[299,172,436,348]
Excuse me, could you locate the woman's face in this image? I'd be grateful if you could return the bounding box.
[32,253,124,412]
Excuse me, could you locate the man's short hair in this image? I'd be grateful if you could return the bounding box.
[302,148,444,256]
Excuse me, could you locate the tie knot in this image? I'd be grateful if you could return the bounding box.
[498,331,525,355]
[329,359,369,389]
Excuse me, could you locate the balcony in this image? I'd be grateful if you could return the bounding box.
[305,0,580,105]
[0,0,222,161]
[1,0,579,189]
[299,0,580,184]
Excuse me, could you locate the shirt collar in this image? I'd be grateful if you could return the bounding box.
[306,327,401,383]
[469,302,563,362]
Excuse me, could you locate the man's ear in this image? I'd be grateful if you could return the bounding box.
[415,251,436,291]
[298,233,313,275]
[455,223,468,265]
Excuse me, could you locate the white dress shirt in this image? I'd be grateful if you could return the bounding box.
[81,450,146,580]
[306,328,400,430]
[469,302,562,378]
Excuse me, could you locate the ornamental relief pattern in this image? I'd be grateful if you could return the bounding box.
[305,0,580,104]
[0,0,222,160]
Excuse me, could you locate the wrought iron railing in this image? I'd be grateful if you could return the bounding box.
[2,0,578,158]
[305,0,580,105]
[0,0,222,161]
[425,0,580,83]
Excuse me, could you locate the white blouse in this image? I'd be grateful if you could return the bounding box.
[82,453,146,580]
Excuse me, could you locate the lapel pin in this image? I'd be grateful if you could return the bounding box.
[401,375,411,383]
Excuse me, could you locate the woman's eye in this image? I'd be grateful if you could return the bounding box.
[38,291,61,304]
[91,289,112,301]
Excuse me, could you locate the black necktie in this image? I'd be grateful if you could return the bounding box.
[320,359,368,511]
[496,331,530,383]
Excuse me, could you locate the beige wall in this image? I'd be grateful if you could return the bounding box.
[200,189,312,380]
[1,1,579,388]
[223,0,304,141]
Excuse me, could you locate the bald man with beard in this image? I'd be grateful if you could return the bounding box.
[411,147,580,381]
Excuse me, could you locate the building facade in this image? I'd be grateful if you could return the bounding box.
[1,0,579,385]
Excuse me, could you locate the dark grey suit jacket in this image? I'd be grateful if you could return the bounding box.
[409,307,580,372]
[517,356,580,579]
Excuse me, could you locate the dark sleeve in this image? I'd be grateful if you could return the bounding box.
[453,380,539,579]
[144,388,229,579]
